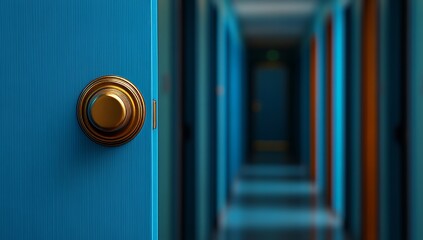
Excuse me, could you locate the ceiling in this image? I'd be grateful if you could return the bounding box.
[232,0,319,46]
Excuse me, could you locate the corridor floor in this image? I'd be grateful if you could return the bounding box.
[217,164,347,240]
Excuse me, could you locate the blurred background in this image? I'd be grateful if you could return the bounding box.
[158,0,422,239]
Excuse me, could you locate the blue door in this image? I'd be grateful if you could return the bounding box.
[252,66,289,160]
[0,1,158,239]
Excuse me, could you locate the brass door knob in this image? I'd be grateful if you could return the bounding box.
[88,89,131,132]
[77,76,145,146]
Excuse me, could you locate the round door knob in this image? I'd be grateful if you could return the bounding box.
[88,89,131,132]
[77,76,145,146]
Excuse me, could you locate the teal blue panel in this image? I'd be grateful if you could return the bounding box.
[310,0,360,236]
[333,2,345,219]
[216,0,243,218]
[158,0,175,238]
[0,0,157,239]
[217,8,229,217]
[409,0,423,239]
[309,0,348,224]
[379,0,408,239]
[195,0,213,239]
[228,30,243,192]
[314,14,326,195]
[347,1,362,238]
[300,41,311,170]
[253,68,289,141]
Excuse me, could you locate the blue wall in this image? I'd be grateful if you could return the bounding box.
[216,0,244,223]
[228,35,244,191]
[409,0,423,239]
[332,1,346,220]
[158,0,176,239]
[345,1,362,238]
[314,10,327,198]
[196,0,212,238]
[304,0,346,222]
[379,0,409,239]
[300,41,311,171]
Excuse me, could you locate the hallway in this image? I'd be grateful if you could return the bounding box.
[158,0,418,239]
[218,164,345,240]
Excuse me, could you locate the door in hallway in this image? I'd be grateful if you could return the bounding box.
[0,0,158,239]
[252,65,290,162]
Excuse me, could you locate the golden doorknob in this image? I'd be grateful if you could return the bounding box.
[77,76,145,146]
[88,89,130,132]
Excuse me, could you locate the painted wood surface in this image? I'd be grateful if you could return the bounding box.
[0,1,157,239]
[361,0,379,239]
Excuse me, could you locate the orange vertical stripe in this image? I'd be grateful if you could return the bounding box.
[310,37,317,182]
[361,0,379,240]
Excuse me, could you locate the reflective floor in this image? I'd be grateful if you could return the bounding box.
[217,165,348,240]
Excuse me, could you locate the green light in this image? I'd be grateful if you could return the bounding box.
[267,50,279,61]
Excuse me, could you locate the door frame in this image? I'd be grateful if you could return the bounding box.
[325,15,334,210]
[152,0,159,239]
[310,37,317,182]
